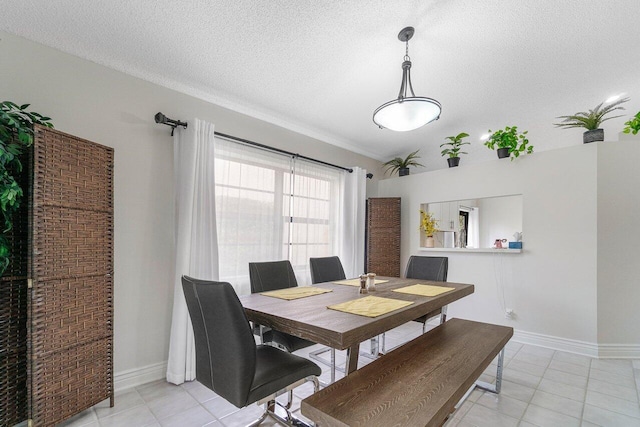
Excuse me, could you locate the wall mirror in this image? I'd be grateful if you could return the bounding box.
[420,194,523,250]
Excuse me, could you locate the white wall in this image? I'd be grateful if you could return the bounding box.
[597,140,640,352]
[379,145,603,352]
[477,195,523,248]
[0,32,383,386]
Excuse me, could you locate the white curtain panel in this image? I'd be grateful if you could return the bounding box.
[290,159,343,285]
[166,118,219,385]
[339,167,367,278]
[213,137,292,295]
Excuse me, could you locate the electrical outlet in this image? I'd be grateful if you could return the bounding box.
[505,308,514,319]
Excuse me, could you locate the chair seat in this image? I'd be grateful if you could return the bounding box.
[412,308,442,324]
[271,331,315,353]
[247,345,321,405]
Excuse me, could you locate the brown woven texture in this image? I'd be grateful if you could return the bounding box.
[29,126,114,427]
[366,198,401,277]
[30,341,113,426]
[0,147,30,426]
[0,281,28,426]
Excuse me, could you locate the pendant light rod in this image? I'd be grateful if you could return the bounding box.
[372,26,442,132]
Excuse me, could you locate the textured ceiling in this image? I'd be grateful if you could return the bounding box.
[2,0,639,170]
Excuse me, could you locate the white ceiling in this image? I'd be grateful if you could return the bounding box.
[2,0,639,170]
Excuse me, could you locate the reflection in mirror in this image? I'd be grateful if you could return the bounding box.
[420,195,523,249]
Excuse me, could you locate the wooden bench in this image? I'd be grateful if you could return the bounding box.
[301,318,513,427]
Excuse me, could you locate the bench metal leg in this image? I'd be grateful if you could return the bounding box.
[454,347,506,414]
[475,347,505,394]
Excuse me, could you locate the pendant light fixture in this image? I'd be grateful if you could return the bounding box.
[373,27,442,132]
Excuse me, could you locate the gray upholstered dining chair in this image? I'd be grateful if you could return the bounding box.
[405,255,449,331]
[309,256,346,285]
[381,256,449,353]
[181,276,320,426]
[308,256,347,383]
[249,259,339,385]
[248,260,316,353]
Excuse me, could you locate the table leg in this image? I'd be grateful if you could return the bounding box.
[345,344,360,374]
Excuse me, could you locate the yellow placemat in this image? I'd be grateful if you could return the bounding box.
[261,287,332,300]
[332,278,389,287]
[327,295,413,318]
[392,284,455,297]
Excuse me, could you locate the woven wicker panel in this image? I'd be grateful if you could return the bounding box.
[33,129,113,212]
[30,126,114,426]
[366,198,401,277]
[0,280,28,426]
[30,276,113,355]
[0,147,30,426]
[30,339,113,427]
[31,207,113,279]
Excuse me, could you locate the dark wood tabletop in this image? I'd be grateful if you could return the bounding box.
[239,277,474,374]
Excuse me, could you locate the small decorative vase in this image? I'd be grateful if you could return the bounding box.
[497,148,510,159]
[399,167,410,176]
[583,129,604,144]
[426,236,435,248]
[447,157,460,168]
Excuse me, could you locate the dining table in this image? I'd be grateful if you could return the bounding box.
[239,276,474,375]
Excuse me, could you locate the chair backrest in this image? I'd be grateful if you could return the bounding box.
[404,256,448,282]
[181,276,256,408]
[248,260,298,293]
[309,256,347,284]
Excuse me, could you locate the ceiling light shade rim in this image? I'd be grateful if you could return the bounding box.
[372,97,442,131]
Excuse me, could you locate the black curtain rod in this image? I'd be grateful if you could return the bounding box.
[213,131,353,174]
[154,112,373,178]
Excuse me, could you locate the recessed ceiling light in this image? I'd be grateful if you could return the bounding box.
[480,133,490,141]
[606,93,626,103]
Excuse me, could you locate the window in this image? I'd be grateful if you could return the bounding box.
[214,137,343,294]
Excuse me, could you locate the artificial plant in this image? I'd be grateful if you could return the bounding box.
[440,132,470,158]
[484,126,533,160]
[0,101,53,273]
[419,210,439,237]
[554,97,629,130]
[623,111,640,135]
[383,150,424,175]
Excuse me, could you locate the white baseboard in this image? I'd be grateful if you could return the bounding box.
[512,329,599,357]
[597,343,640,359]
[114,361,167,392]
[512,329,640,359]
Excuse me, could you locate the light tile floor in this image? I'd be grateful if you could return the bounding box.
[56,322,640,427]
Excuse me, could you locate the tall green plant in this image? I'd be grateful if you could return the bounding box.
[0,101,53,274]
[554,97,629,130]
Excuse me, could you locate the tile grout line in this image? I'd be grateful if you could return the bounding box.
[579,355,593,424]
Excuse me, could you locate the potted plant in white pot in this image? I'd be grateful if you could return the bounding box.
[440,132,470,168]
[383,150,424,176]
[420,210,439,248]
[484,126,533,160]
[554,97,629,143]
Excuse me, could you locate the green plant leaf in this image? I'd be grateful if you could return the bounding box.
[0,101,54,271]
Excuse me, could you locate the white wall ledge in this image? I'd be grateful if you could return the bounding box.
[418,247,522,254]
